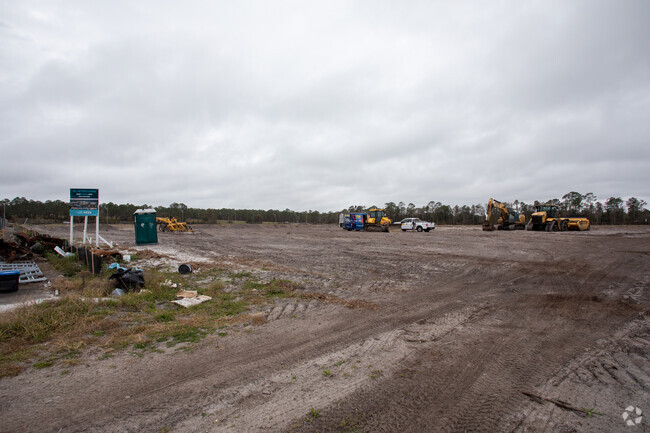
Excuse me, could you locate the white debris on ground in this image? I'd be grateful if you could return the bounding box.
[171,289,212,308]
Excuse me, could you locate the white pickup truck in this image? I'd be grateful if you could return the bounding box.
[400,218,435,232]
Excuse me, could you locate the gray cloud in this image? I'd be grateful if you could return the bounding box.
[1,1,649,211]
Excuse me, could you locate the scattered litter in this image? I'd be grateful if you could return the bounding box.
[172,295,211,308]
[54,246,74,257]
[108,268,145,291]
[122,254,131,262]
[163,279,178,288]
[178,264,193,274]
[109,262,142,272]
[111,288,126,297]
[108,263,127,271]
[171,288,211,308]
[30,242,43,253]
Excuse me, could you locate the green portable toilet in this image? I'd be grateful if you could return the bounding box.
[133,209,158,245]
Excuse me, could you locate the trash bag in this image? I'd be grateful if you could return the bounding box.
[109,268,145,292]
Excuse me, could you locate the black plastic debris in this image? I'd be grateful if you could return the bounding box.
[178,264,192,274]
[109,268,145,291]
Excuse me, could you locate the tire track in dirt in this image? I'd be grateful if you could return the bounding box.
[21,281,479,433]
[292,265,645,433]
[169,304,490,432]
[510,315,650,433]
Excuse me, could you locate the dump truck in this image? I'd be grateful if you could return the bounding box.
[526,204,590,231]
[483,198,526,231]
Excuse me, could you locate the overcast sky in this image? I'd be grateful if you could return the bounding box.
[1,1,648,211]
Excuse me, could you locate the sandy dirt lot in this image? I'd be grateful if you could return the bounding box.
[1,223,649,432]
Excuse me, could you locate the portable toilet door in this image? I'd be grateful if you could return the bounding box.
[133,209,158,245]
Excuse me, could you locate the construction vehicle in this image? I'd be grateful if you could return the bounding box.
[366,208,391,231]
[526,204,590,231]
[156,217,193,232]
[344,209,392,232]
[483,198,526,231]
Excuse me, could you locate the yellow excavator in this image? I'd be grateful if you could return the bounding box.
[483,198,526,231]
[526,204,590,231]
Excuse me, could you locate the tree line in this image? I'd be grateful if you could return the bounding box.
[378,192,648,226]
[1,191,647,226]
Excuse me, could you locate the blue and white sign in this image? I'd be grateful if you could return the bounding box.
[70,188,99,216]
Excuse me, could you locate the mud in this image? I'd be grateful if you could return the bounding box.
[1,224,648,432]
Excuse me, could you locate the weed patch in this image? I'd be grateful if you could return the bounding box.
[45,252,83,277]
[0,265,305,377]
[33,359,54,369]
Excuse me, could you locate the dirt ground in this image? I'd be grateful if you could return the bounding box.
[1,223,649,433]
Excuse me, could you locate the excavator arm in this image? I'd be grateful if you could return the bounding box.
[483,198,509,231]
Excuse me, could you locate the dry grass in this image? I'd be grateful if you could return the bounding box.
[0,264,288,378]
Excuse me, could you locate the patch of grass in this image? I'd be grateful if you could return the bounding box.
[33,359,54,369]
[45,251,83,277]
[195,292,247,317]
[155,311,175,322]
[0,346,32,378]
[243,280,265,291]
[323,369,332,377]
[369,369,382,379]
[133,340,155,350]
[306,407,320,422]
[0,297,113,343]
[160,326,212,347]
[338,414,363,432]
[206,280,226,294]
[264,279,302,298]
[334,359,346,367]
[581,407,603,418]
[0,262,305,378]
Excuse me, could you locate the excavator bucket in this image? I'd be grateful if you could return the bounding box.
[482,221,495,231]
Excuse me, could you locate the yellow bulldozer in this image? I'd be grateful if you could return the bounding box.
[526,204,590,231]
[156,217,193,232]
[483,198,526,231]
[365,208,392,232]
